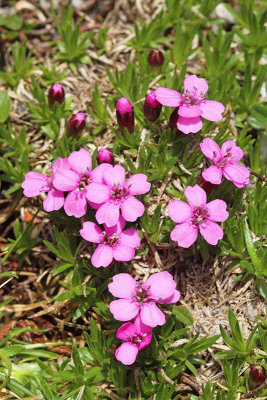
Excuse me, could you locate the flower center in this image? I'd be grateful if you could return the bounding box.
[182,87,207,106]
[192,206,209,225]
[132,283,151,306]
[129,333,146,345]
[110,184,129,203]
[78,172,91,191]
[102,233,120,247]
[216,146,235,168]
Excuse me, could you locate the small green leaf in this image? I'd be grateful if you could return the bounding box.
[0,91,12,123]
[172,306,194,325]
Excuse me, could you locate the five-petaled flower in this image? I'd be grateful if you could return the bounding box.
[53,148,110,218]
[115,315,152,365]
[80,216,141,268]
[155,75,225,134]
[85,165,151,227]
[108,272,180,328]
[21,157,68,212]
[168,184,229,248]
[200,138,250,187]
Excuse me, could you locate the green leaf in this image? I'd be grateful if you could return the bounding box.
[172,306,194,325]
[0,91,12,123]
[256,278,267,299]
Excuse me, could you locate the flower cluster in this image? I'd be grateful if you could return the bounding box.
[108,272,180,364]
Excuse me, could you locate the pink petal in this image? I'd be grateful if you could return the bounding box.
[52,157,70,175]
[223,163,250,185]
[177,116,203,134]
[138,334,152,350]
[140,302,166,328]
[109,299,139,321]
[168,200,192,223]
[206,199,229,222]
[116,322,137,340]
[202,165,223,184]
[53,169,79,191]
[43,189,64,212]
[155,87,182,107]
[108,273,137,298]
[115,342,138,365]
[79,221,103,243]
[184,184,207,207]
[121,196,145,222]
[104,165,125,187]
[144,271,176,301]
[199,100,225,121]
[183,75,209,97]
[96,202,120,227]
[90,163,113,183]
[91,244,114,268]
[134,314,152,335]
[126,174,151,195]
[64,190,87,218]
[170,222,198,248]
[178,104,202,118]
[105,215,125,235]
[199,220,223,245]
[113,245,135,262]
[85,182,110,203]
[120,229,141,248]
[21,172,50,197]
[200,138,222,162]
[68,148,92,174]
[221,141,244,162]
[161,290,181,304]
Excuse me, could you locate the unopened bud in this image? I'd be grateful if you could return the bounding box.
[116,97,134,133]
[249,365,266,389]
[67,112,86,137]
[48,83,65,107]
[97,148,114,165]
[198,177,218,195]
[148,50,164,67]
[143,91,162,122]
[169,107,179,130]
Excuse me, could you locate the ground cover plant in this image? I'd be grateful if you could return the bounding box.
[0,0,266,399]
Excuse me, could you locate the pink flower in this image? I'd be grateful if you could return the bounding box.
[200,138,250,187]
[115,315,152,365]
[79,216,141,268]
[67,112,86,137]
[168,184,229,248]
[97,148,114,165]
[143,91,162,122]
[21,157,68,212]
[85,165,151,227]
[53,148,110,218]
[108,272,180,328]
[155,75,225,134]
[48,83,65,107]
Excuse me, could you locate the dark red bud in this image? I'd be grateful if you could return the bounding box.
[143,91,162,122]
[148,50,164,67]
[97,148,114,165]
[48,83,65,107]
[169,107,179,130]
[67,112,86,137]
[116,97,134,133]
[198,177,218,195]
[249,365,266,389]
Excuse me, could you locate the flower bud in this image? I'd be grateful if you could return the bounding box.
[198,177,218,195]
[67,112,86,137]
[169,107,179,130]
[48,83,65,107]
[249,365,266,389]
[143,91,162,122]
[116,97,134,133]
[97,148,114,165]
[148,50,164,67]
